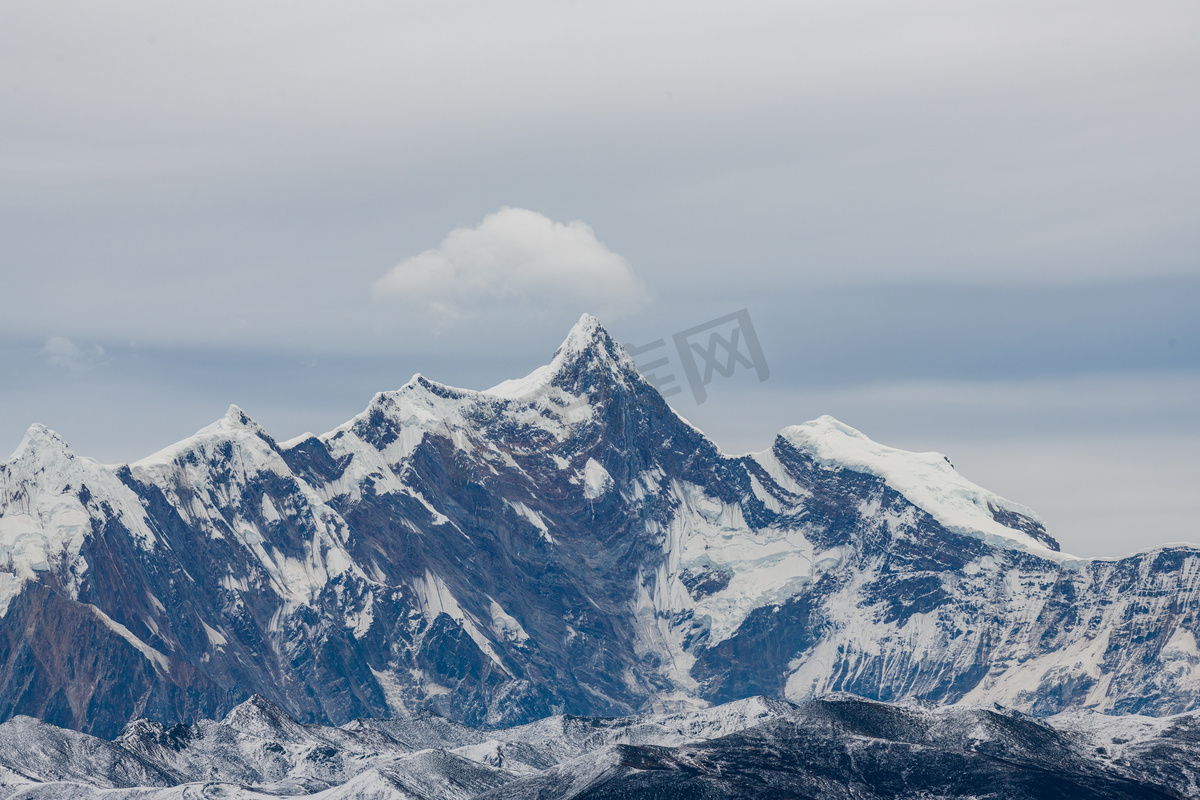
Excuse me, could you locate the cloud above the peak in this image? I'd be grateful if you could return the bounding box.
[371,208,650,332]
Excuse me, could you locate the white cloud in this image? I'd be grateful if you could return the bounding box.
[372,207,649,332]
[42,336,106,371]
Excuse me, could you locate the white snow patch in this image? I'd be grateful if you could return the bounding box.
[489,599,530,644]
[409,489,452,526]
[583,458,613,500]
[0,573,26,618]
[370,666,409,716]
[201,620,228,649]
[451,739,540,774]
[1047,709,1176,760]
[89,604,170,672]
[414,570,467,621]
[346,591,375,638]
[507,500,554,544]
[260,494,282,523]
[485,364,557,400]
[747,471,783,513]
[279,431,317,449]
[220,573,250,593]
[1162,626,1200,661]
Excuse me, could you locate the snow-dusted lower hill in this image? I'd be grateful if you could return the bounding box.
[0,694,1195,799]
[1,314,1199,738]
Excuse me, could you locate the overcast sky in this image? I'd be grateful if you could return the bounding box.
[2,1,1197,557]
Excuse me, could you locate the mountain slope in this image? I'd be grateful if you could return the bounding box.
[1,313,1198,736]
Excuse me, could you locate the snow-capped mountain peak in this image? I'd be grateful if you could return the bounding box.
[131,403,280,475]
[221,694,310,742]
[7,423,76,468]
[220,403,268,433]
[778,415,1064,559]
[485,312,636,400]
[1,421,158,593]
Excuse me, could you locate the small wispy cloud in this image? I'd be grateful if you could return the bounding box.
[42,336,107,371]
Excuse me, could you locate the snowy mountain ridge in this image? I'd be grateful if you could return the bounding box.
[779,415,1062,560]
[1,693,1198,799]
[1,314,1198,739]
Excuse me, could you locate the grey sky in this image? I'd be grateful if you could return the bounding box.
[2,1,1197,557]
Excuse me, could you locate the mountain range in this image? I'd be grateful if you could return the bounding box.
[2,693,1199,798]
[2,314,1198,741]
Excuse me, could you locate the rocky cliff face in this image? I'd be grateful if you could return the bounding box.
[1,314,1198,737]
